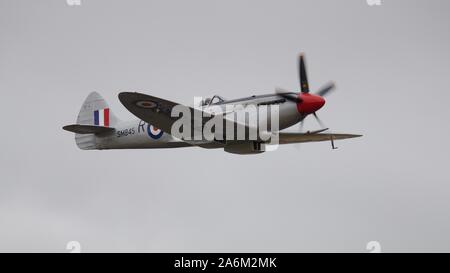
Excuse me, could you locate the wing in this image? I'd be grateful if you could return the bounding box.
[118,92,216,144]
[119,92,180,133]
[276,132,362,145]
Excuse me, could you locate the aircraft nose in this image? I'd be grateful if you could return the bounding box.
[296,93,326,114]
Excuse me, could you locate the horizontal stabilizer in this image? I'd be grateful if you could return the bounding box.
[62,124,115,134]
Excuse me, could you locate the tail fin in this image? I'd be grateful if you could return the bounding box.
[64,92,119,150]
[76,91,119,126]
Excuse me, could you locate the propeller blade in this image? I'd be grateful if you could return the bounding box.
[295,118,305,150]
[313,112,326,128]
[299,54,310,93]
[316,82,336,97]
[275,88,301,103]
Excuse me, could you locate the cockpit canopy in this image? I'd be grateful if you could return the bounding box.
[201,95,226,106]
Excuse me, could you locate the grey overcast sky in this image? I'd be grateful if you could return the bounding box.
[0,0,449,252]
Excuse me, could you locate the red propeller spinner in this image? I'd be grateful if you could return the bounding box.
[277,54,335,124]
[297,93,326,115]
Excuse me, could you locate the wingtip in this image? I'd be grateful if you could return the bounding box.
[118,91,149,100]
[118,92,140,105]
[118,91,134,98]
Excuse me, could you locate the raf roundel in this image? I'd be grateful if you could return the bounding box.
[147,124,163,139]
[136,100,157,109]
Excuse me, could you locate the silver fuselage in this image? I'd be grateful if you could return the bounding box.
[92,95,301,150]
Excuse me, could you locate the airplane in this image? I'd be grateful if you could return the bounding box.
[63,54,362,155]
